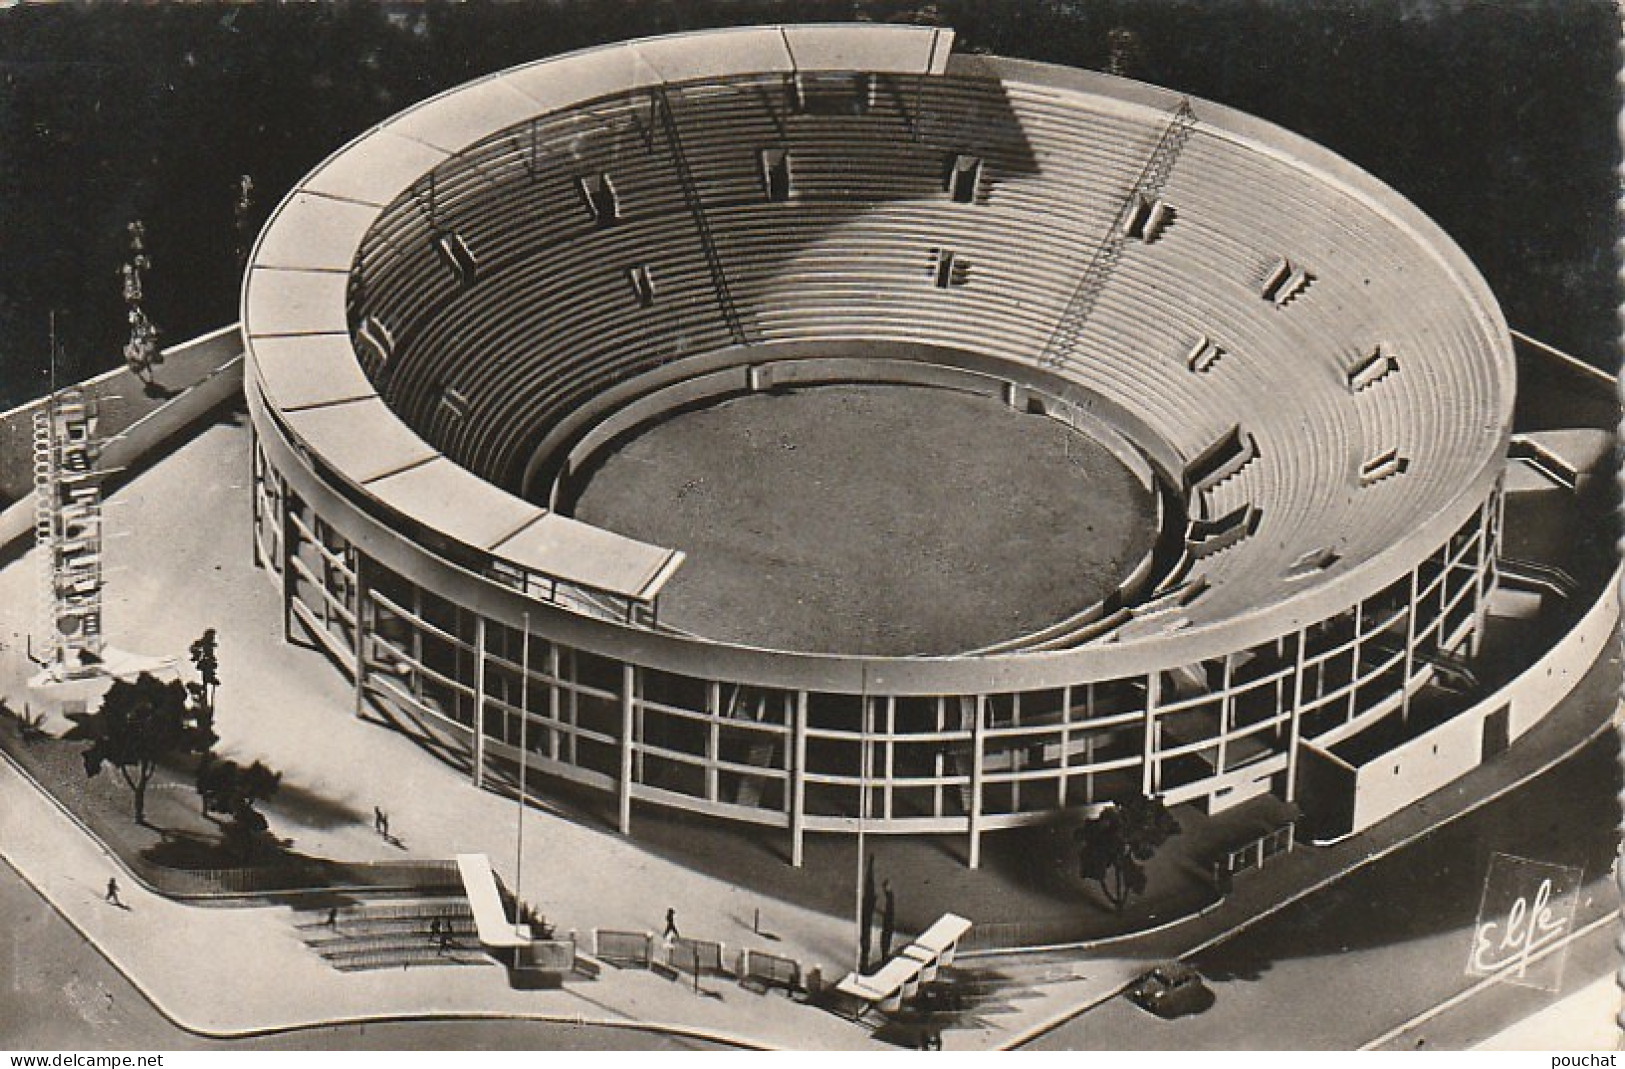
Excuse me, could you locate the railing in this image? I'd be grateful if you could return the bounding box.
[1211,822,1295,886]
[1037,98,1195,371]
[651,87,748,346]
[128,855,463,900]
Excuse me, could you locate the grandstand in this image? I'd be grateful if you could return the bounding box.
[242,24,1599,868]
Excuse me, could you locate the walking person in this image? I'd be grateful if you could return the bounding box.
[104,877,122,908]
[373,806,385,835]
[326,906,338,929]
[663,907,680,942]
[880,879,896,961]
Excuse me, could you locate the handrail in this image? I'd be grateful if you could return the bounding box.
[651,87,749,347]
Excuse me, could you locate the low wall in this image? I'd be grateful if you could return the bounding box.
[0,326,244,551]
[1338,566,1619,835]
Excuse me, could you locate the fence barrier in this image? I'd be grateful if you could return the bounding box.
[594,928,655,968]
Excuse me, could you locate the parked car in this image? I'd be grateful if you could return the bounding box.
[1126,962,1209,1018]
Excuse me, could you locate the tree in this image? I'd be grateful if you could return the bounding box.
[187,628,220,721]
[65,672,213,824]
[1076,795,1182,913]
[195,753,281,859]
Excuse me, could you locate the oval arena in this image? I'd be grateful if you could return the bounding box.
[242,24,1519,867]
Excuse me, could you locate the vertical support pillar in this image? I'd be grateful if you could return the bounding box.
[1058,684,1072,808]
[566,649,579,766]
[1142,672,1160,796]
[882,697,895,820]
[1401,566,1419,723]
[547,643,562,762]
[279,494,296,644]
[1470,494,1494,657]
[619,662,635,836]
[352,553,369,720]
[472,613,487,789]
[706,681,722,803]
[632,670,645,785]
[968,694,985,870]
[249,428,261,570]
[1008,694,1021,813]
[1348,600,1363,725]
[1216,656,1231,776]
[1084,682,1096,803]
[932,697,945,818]
[1285,628,1306,803]
[790,690,808,868]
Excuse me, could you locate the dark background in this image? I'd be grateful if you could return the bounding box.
[0,0,1617,407]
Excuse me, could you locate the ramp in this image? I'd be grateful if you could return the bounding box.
[455,854,528,949]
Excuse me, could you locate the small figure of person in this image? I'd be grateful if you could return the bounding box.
[373,806,385,835]
[880,880,897,961]
[379,810,390,839]
[104,877,122,908]
[663,907,680,941]
[429,917,442,944]
[326,907,338,929]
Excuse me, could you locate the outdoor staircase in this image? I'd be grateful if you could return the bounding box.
[292,895,494,973]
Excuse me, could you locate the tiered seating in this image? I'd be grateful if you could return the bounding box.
[259,25,1511,661]
[293,897,491,972]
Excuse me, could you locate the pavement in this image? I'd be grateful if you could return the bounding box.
[0,410,1617,1050]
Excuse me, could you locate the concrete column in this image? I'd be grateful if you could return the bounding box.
[968,694,985,870]
[1141,672,1160,796]
[1401,567,1419,723]
[790,690,808,868]
[352,552,368,720]
[883,697,895,820]
[472,613,487,789]
[1285,628,1307,803]
[279,494,296,644]
[249,427,262,570]
[619,663,635,836]
[706,681,722,803]
[547,644,561,762]
[1058,684,1072,808]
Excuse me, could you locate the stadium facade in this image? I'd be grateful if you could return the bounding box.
[241,24,1604,868]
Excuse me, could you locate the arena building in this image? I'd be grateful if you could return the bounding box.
[241,23,1607,868]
